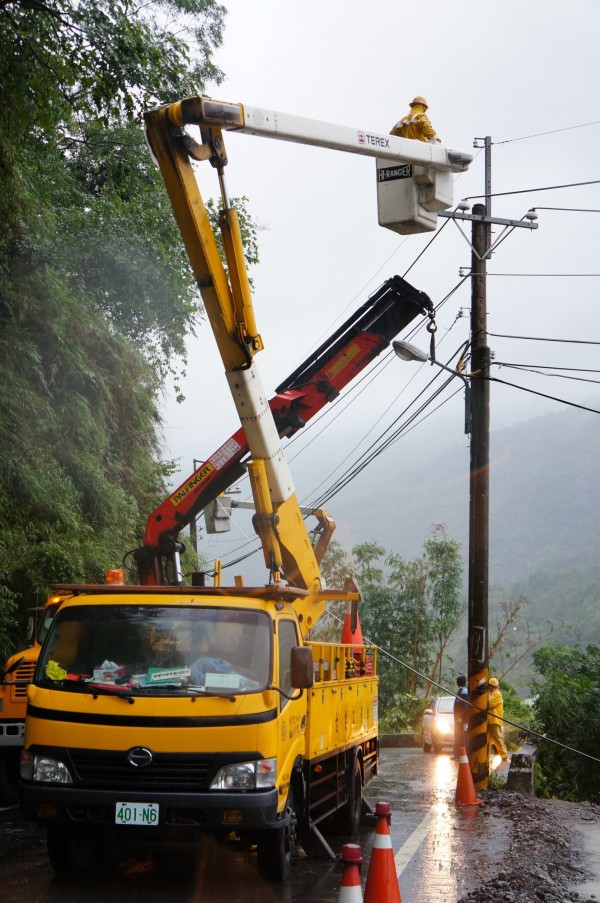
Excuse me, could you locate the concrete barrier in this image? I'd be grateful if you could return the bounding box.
[505,742,538,795]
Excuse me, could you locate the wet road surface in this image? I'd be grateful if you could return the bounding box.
[0,749,507,902]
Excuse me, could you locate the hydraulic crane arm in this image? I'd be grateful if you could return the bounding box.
[142,94,448,627]
[135,276,433,586]
[168,96,472,173]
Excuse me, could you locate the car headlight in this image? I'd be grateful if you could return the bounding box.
[20,751,73,784]
[435,717,452,735]
[210,758,276,791]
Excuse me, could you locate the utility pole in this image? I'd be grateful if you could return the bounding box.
[467,200,491,788]
[438,137,538,789]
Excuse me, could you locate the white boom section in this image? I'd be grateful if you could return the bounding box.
[199,97,473,174]
[226,365,294,506]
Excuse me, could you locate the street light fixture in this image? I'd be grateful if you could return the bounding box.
[392,339,471,434]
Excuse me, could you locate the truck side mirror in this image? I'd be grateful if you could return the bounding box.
[290,646,313,690]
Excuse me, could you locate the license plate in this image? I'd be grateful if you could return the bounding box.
[115,802,159,826]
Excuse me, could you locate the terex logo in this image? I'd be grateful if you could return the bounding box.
[358,132,390,149]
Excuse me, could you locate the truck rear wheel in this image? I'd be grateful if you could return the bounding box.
[256,789,297,882]
[336,758,362,835]
[47,825,98,876]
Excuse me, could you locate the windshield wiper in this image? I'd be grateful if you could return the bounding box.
[185,687,237,702]
[87,682,135,704]
[41,677,136,704]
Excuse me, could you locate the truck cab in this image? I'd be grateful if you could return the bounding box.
[20,583,378,879]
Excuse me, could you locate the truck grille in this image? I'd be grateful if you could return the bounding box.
[12,662,36,699]
[69,749,214,792]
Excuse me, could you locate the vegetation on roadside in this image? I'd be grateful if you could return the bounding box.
[531,643,600,803]
[0,0,238,656]
[317,526,464,724]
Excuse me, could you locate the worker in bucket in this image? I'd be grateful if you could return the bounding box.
[488,677,510,761]
[390,96,440,143]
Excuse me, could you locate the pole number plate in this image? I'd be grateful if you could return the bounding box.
[115,802,159,826]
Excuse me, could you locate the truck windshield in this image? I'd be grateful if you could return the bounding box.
[36,604,271,695]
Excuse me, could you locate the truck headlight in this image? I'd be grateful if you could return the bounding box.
[20,751,73,784]
[210,757,276,791]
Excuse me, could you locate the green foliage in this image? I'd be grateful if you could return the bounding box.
[352,541,385,587]
[501,681,539,749]
[310,539,353,643]
[380,694,427,734]
[0,583,18,663]
[0,0,230,652]
[355,527,463,714]
[533,762,553,799]
[487,769,507,791]
[531,643,600,802]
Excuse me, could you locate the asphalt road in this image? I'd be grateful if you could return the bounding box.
[0,749,503,902]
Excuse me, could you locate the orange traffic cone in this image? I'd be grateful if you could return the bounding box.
[363,802,401,903]
[341,600,364,645]
[455,747,483,806]
[337,843,363,903]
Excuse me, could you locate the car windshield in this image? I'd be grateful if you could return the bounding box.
[437,697,455,713]
[37,604,271,696]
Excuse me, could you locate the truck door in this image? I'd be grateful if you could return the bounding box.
[276,619,306,799]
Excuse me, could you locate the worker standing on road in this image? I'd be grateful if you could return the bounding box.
[390,96,441,143]
[453,674,469,757]
[488,677,509,761]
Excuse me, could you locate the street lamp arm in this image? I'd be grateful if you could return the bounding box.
[392,339,471,434]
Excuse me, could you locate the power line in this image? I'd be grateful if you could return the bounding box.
[307,376,459,509]
[463,179,600,200]
[494,119,600,145]
[327,610,600,765]
[530,206,600,213]
[488,376,600,415]
[489,332,600,345]
[487,273,600,277]
[496,362,600,375]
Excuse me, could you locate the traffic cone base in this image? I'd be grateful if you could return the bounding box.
[455,747,483,806]
[364,802,402,903]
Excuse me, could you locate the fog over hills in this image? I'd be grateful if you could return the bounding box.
[311,400,600,660]
[324,403,599,580]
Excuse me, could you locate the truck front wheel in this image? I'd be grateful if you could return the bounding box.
[47,825,99,876]
[256,790,297,882]
[0,748,20,805]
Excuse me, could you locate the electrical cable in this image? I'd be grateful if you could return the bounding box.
[308,374,458,509]
[487,273,600,277]
[489,332,600,345]
[487,376,600,416]
[327,610,600,765]
[494,364,600,386]
[463,179,600,200]
[494,120,600,145]
[289,282,470,499]
[530,206,600,213]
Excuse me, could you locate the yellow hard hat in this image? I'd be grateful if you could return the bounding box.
[488,677,499,687]
[410,95,428,108]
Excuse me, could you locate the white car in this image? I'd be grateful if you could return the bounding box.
[422,696,455,753]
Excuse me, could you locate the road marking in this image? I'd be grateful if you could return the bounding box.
[394,806,436,875]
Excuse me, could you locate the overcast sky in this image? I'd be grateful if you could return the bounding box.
[159,0,600,567]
